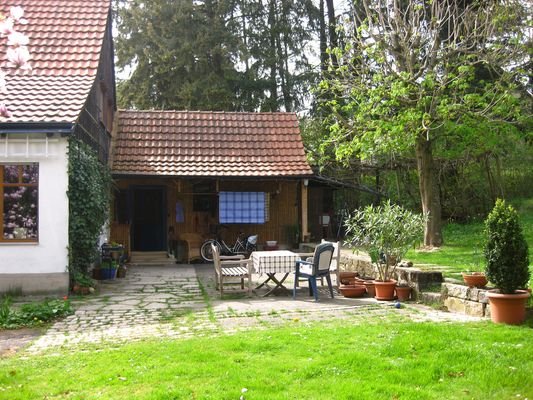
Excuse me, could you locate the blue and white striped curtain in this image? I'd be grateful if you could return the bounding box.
[219,192,265,224]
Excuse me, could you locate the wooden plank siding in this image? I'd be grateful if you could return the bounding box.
[111,178,302,250]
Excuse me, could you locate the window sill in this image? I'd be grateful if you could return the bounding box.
[0,241,39,245]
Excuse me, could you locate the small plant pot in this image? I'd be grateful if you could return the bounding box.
[100,267,117,280]
[92,268,102,280]
[339,272,357,285]
[395,285,411,301]
[462,272,488,288]
[72,285,91,295]
[117,266,127,278]
[363,281,376,298]
[373,280,397,300]
[339,284,366,298]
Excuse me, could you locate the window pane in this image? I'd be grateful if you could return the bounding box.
[3,186,38,239]
[219,192,265,224]
[22,164,38,183]
[3,165,19,183]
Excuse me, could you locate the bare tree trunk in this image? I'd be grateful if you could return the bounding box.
[325,0,337,66]
[416,136,443,247]
[319,0,327,72]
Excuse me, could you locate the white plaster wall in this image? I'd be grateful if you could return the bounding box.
[0,137,69,275]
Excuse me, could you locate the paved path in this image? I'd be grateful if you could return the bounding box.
[11,263,483,354]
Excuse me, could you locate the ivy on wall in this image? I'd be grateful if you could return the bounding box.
[68,138,112,280]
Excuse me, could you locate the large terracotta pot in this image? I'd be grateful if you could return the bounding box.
[373,280,397,300]
[462,272,488,288]
[487,290,530,325]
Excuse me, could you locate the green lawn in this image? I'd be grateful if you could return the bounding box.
[406,198,533,279]
[1,319,532,399]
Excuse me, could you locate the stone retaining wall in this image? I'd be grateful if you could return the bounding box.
[339,252,443,293]
[441,282,491,318]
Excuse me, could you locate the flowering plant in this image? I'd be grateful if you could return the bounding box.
[0,5,31,117]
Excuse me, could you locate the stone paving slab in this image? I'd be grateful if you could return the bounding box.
[14,263,483,355]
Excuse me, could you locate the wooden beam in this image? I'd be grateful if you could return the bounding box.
[301,180,309,242]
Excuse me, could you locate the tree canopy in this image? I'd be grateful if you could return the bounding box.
[114,0,321,112]
[316,0,532,246]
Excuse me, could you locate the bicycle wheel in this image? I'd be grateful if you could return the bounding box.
[200,240,219,262]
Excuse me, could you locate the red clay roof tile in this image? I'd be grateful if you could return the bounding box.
[112,110,313,178]
[0,0,110,122]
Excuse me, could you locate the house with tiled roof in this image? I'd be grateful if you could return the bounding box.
[109,110,316,261]
[0,0,115,295]
[0,1,326,295]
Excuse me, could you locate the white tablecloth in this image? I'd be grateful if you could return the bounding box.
[251,250,300,274]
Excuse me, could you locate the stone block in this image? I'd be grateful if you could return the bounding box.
[444,297,485,317]
[443,283,469,299]
[418,292,442,304]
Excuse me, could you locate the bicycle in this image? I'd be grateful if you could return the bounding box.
[200,227,258,262]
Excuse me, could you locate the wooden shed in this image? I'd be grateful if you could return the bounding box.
[109,110,314,262]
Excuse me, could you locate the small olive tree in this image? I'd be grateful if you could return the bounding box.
[344,201,426,281]
[484,199,530,294]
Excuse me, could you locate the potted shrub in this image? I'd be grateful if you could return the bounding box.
[344,201,426,300]
[484,199,530,325]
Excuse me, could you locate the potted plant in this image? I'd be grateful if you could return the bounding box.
[344,201,426,300]
[461,271,488,288]
[484,199,530,325]
[72,272,95,295]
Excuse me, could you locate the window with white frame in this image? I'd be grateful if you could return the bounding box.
[0,164,39,241]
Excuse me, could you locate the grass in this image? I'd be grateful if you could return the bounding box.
[0,320,532,399]
[406,198,533,279]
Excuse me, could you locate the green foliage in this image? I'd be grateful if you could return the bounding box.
[72,271,95,288]
[313,0,531,240]
[344,201,426,281]
[0,296,73,330]
[68,138,112,280]
[484,199,530,294]
[115,0,319,112]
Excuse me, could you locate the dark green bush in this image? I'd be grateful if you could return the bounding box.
[484,199,530,294]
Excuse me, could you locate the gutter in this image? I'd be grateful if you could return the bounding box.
[0,122,74,136]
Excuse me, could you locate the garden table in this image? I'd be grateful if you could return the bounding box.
[251,250,301,296]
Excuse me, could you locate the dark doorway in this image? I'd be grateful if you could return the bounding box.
[131,186,166,251]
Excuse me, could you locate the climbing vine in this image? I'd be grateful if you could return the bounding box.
[68,138,112,281]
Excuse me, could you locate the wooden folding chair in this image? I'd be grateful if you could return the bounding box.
[211,244,252,297]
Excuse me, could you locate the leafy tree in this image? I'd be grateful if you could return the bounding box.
[317,0,531,247]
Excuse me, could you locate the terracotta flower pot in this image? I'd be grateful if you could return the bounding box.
[373,280,397,300]
[364,281,376,298]
[487,290,530,325]
[339,284,366,298]
[395,285,411,301]
[462,272,488,288]
[339,272,357,285]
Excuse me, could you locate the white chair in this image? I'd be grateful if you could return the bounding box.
[211,243,252,298]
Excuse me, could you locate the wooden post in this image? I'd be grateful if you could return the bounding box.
[301,179,309,243]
